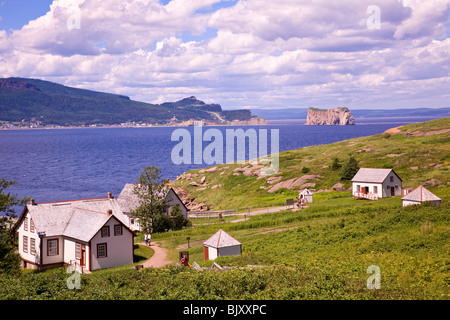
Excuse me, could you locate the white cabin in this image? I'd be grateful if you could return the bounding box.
[351,168,402,200]
[203,229,242,261]
[11,196,135,272]
[299,188,313,203]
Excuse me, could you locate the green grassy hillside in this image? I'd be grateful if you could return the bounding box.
[171,117,450,211]
[0,118,448,300]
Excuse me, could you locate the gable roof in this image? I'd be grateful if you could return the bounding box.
[203,229,241,249]
[351,168,402,183]
[402,186,441,202]
[299,188,313,195]
[12,197,133,242]
[117,183,188,214]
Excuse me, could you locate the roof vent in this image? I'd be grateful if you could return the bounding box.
[30,198,36,205]
[107,209,113,215]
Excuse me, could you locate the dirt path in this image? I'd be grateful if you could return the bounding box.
[138,242,174,268]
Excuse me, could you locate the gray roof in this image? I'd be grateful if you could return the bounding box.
[203,229,241,248]
[24,198,129,241]
[117,183,187,213]
[351,168,401,183]
[117,183,140,213]
[402,186,441,202]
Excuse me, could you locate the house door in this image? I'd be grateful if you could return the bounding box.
[390,187,395,197]
[80,245,86,266]
[203,246,209,261]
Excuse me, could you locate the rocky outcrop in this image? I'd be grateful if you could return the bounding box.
[306,107,356,125]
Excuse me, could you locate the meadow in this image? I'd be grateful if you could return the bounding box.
[0,186,448,300]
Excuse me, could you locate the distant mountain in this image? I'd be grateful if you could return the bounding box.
[251,107,450,121]
[0,78,255,126]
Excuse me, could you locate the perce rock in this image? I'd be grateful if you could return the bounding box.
[306,107,356,125]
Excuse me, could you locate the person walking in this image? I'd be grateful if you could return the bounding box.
[144,233,149,246]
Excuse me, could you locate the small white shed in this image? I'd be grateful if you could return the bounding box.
[299,189,313,203]
[402,186,441,207]
[203,229,242,261]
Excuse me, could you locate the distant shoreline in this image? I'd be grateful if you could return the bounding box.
[1,116,446,130]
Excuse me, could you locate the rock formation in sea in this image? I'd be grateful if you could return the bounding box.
[306,107,356,125]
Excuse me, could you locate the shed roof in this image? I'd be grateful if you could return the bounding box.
[351,168,402,183]
[402,186,441,202]
[203,229,241,249]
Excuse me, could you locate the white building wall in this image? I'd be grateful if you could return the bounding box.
[90,217,134,271]
[352,182,383,197]
[42,235,64,266]
[207,246,218,260]
[16,212,41,266]
[381,174,402,197]
[167,189,188,218]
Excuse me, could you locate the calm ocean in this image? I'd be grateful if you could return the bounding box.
[0,122,409,210]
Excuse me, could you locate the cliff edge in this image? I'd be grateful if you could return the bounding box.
[306,107,356,125]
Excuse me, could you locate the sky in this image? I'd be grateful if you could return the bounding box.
[0,0,449,110]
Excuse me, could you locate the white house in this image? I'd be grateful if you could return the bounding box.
[11,195,135,272]
[116,183,189,231]
[351,168,402,200]
[402,186,441,207]
[203,229,242,261]
[299,188,313,203]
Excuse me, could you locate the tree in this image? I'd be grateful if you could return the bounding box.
[341,156,360,181]
[330,157,342,171]
[131,166,169,234]
[170,205,190,231]
[0,179,28,275]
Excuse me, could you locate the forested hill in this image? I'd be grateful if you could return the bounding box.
[0,78,254,126]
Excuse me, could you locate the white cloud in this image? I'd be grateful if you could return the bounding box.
[0,0,449,109]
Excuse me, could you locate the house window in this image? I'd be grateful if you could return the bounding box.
[374,186,378,194]
[24,217,28,231]
[23,236,28,253]
[47,239,59,256]
[101,226,110,237]
[114,225,123,236]
[390,176,394,182]
[30,219,35,233]
[97,243,107,258]
[75,243,81,260]
[356,185,360,192]
[30,238,36,255]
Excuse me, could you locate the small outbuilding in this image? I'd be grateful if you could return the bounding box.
[203,229,242,261]
[402,186,441,207]
[299,188,313,203]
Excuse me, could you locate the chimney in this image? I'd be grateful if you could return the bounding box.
[108,192,113,199]
[30,198,36,205]
[107,209,113,215]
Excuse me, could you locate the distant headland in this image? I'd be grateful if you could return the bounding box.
[0,78,267,129]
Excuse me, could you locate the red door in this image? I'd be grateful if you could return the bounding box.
[391,187,395,197]
[203,246,209,261]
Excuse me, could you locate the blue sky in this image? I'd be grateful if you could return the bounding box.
[0,0,449,110]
